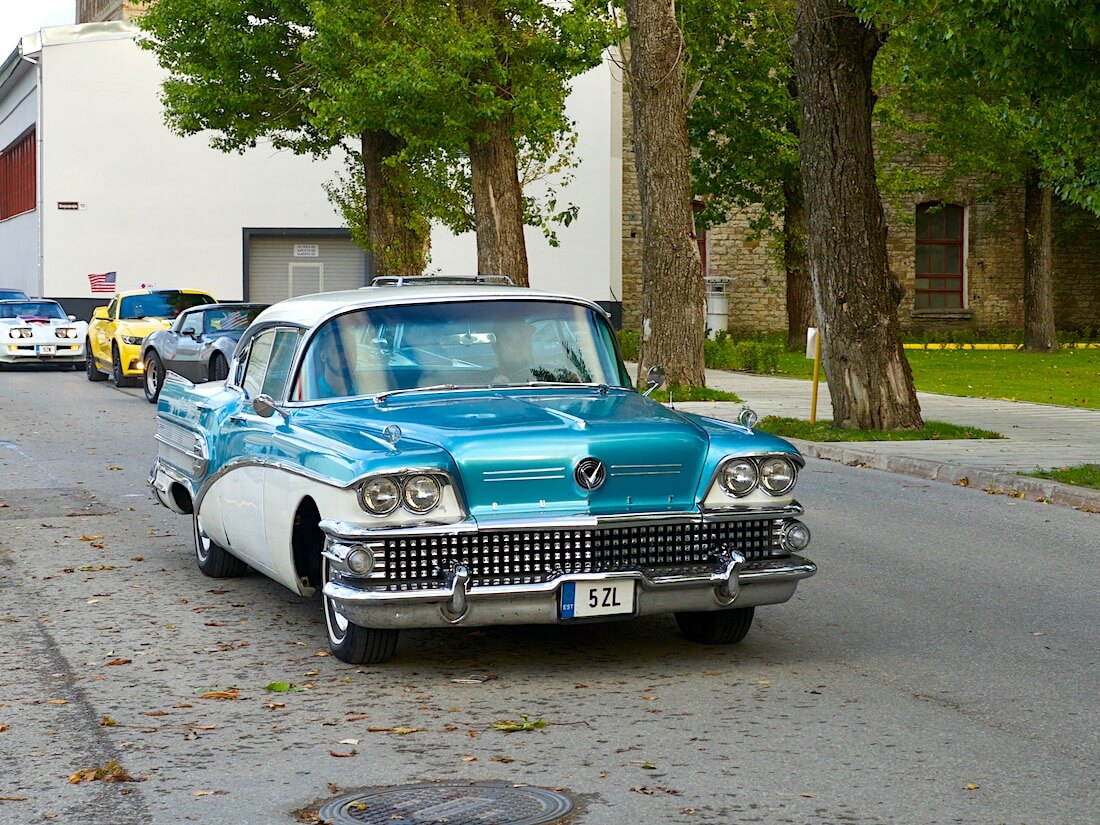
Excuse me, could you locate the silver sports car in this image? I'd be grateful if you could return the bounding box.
[140,302,267,402]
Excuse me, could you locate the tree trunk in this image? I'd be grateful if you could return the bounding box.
[791,0,923,430]
[1023,167,1057,351]
[783,177,814,351]
[361,130,428,277]
[624,0,706,389]
[468,113,530,287]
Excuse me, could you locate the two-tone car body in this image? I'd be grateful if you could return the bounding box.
[149,281,815,664]
[0,299,87,367]
[140,302,268,402]
[86,289,216,387]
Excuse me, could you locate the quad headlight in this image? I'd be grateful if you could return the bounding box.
[359,476,401,515]
[359,473,446,516]
[402,474,442,513]
[720,460,758,497]
[759,456,797,495]
[717,455,799,498]
[55,327,79,339]
[8,328,32,339]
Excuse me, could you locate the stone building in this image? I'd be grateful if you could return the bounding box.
[76,1,147,24]
[621,102,1100,337]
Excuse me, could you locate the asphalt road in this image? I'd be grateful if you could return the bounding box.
[0,367,1096,825]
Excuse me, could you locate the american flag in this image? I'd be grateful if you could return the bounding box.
[88,271,117,293]
[219,310,249,330]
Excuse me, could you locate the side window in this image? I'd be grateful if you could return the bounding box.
[241,331,275,399]
[240,328,301,400]
[180,312,202,337]
[106,298,118,320]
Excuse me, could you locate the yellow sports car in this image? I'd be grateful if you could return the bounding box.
[86,289,216,387]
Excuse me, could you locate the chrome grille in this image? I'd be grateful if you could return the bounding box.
[380,520,780,589]
[155,421,207,476]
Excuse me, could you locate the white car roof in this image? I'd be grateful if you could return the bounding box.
[253,285,605,329]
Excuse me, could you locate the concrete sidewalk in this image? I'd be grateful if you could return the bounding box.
[671,369,1100,512]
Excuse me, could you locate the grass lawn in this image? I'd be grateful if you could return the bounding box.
[758,416,1002,442]
[776,347,1100,409]
[1023,464,1100,490]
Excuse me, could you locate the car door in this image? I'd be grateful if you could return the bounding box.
[213,326,301,576]
[170,310,206,381]
[92,298,119,369]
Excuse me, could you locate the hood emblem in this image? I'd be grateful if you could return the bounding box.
[574,457,606,491]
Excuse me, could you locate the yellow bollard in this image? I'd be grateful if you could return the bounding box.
[809,330,822,424]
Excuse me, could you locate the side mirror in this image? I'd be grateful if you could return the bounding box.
[181,328,197,338]
[92,307,108,320]
[643,365,666,397]
[67,315,76,322]
[252,394,288,420]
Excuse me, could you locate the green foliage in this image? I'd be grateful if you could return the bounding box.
[680,0,799,236]
[704,333,781,373]
[137,0,615,256]
[617,329,640,362]
[666,385,741,402]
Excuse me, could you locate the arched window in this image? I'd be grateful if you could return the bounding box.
[915,203,965,309]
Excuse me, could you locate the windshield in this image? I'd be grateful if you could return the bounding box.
[119,292,215,320]
[294,299,629,401]
[0,301,67,320]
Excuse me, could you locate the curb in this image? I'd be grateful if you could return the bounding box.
[789,439,1100,513]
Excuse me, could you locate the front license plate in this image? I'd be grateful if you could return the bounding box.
[37,345,56,355]
[560,580,635,619]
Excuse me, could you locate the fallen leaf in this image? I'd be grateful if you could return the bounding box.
[329,749,358,758]
[106,658,131,667]
[79,565,115,572]
[144,710,169,717]
[193,790,227,797]
[47,699,68,705]
[263,702,286,710]
[68,760,136,784]
[965,783,980,791]
[79,535,102,542]
[98,716,117,727]
[490,756,514,764]
[491,714,548,733]
[199,689,239,701]
[0,796,28,802]
[338,739,360,746]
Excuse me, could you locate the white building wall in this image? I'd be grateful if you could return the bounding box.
[427,51,622,305]
[34,24,344,301]
[0,59,40,296]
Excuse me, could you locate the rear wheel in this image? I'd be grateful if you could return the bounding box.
[675,607,755,645]
[111,344,138,388]
[143,351,164,403]
[193,513,248,578]
[85,342,106,381]
[322,555,398,664]
[209,351,229,382]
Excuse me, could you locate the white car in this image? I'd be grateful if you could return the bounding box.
[0,299,87,368]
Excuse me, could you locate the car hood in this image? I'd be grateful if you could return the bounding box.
[117,318,172,337]
[303,388,790,520]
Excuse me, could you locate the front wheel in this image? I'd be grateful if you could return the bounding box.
[85,343,106,381]
[111,344,138,388]
[675,606,755,645]
[322,556,398,664]
[209,351,229,382]
[143,351,164,403]
[193,513,248,578]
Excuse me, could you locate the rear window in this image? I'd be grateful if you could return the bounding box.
[119,292,215,320]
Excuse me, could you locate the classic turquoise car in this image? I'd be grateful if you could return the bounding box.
[149,279,815,664]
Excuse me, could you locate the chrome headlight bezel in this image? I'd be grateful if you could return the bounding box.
[358,476,401,515]
[402,474,442,513]
[720,459,759,497]
[759,456,798,495]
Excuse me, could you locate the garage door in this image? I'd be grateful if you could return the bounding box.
[247,235,370,303]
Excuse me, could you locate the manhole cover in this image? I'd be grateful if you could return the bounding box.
[317,782,574,825]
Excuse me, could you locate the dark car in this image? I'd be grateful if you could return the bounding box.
[0,288,30,300]
[140,302,268,402]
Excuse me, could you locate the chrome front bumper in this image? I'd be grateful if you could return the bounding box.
[322,548,816,630]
